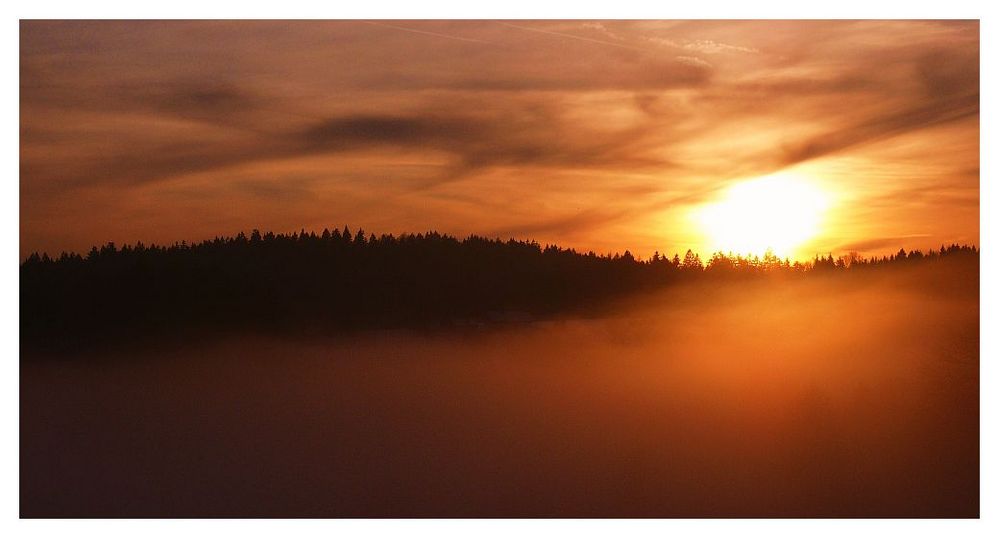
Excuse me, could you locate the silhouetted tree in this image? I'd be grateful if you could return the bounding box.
[681,249,703,271]
[19,225,979,352]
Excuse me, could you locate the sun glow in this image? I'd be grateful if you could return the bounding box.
[695,173,831,259]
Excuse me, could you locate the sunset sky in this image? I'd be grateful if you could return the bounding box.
[20,20,979,260]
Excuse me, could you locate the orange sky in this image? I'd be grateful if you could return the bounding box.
[19,20,979,260]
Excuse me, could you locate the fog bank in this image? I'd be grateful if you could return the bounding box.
[21,272,979,517]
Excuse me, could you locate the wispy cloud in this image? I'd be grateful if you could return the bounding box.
[363,21,496,45]
[496,21,648,52]
[646,36,758,55]
[19,20,979,259]
[675,56,712,68]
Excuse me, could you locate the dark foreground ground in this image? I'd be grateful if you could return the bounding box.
[21,269,978,517]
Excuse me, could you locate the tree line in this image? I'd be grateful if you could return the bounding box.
[20,226,979,350]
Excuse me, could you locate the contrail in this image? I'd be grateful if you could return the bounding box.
[495,21,647,52]
[363,21,494,45]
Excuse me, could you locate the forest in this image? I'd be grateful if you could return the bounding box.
[20,226,979,350]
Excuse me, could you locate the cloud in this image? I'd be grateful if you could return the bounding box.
[19,20,980,259]
[682,40,758,55]
[578,21,627,42]
[645,36,758,55]
[301,110,675,183]
[779,92,978,167]
[675,56,712,69]
[488,207,634,240]
[302,115,485,149]
[22,95,678,193]
[835,235,933,254]
[496,21,646,52]
[363,21,497,45]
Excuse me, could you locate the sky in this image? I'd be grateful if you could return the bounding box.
[19,20,979,260]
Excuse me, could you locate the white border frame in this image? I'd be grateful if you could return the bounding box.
[4,2,994,537]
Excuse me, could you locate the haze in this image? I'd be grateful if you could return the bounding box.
[21,264,978,517]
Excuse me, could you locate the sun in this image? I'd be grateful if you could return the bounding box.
[694,172,830,258]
